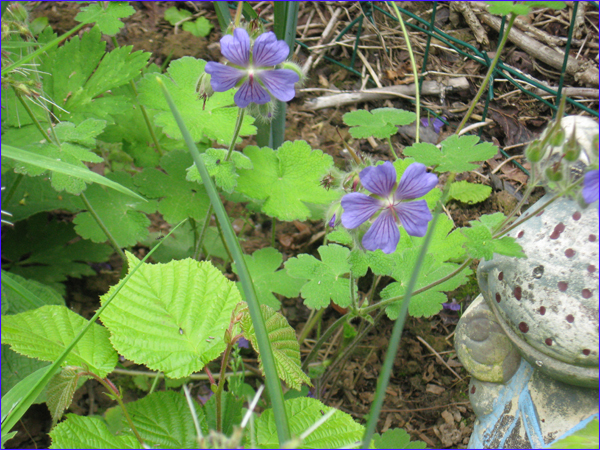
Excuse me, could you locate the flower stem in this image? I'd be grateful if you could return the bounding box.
[15,91,53,144]
[215,342,234,432]
[301,314,347,371]
[298,308,324,346]
[386,136,398,160]
[456,14,517,134]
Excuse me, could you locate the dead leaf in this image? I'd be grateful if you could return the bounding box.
[426,384,445,395]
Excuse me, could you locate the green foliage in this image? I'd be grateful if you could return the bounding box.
[46,367,84,426]
[1,305,118,378]
[137,57,256,144]
[126,390,208,447]
[49,414,142,449]
[1,271,64,316]
[75,2,135,36]
[403,135,498,173]
[327,227,353,247]
[236,141,340,221]
[186,148,253,194]
[348,249,394,278]
[448,180,492,204]
[460,213,525,260]
[134,151,210,224]
[1,215,113,295]
[100,253,241,378]
[204,391,243,437]
[232,248,305,309]
[73,171,156,246]
[239,304,311,390]
[255,397,365,448]
[372,428,426,449]
[487,1,565,16]
[403,214,467,263]
[343,108,416,139]
[549,418,599,449]
[1,345,49,400]
[285,244,355,310]
[164,7,214,37]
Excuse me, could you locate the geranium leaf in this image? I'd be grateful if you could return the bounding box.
[186,148,253,194]
[460,213,525,260]
[236,141,340,221]
[372,428,426,449]
[183,17,214,37]
[75,2,135,36]
[343,108,416,139]
[100,253,241,378]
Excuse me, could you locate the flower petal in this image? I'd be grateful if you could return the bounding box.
[362,209,399,254]
[233,78,271,108]
[256,69,299,102]
[341,192,382,229]
[252,31,290,67]
[221,28,250,67]
[395,162,438,200]
[204,62,246,92]
[359,161,396,197]
[582,169,599,204]
[394,200,432,237]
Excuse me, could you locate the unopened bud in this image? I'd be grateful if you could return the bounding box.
[545,165,563,182]
[563,134,581,162]
[196,72,214,99]
[281,61,303,82]
[224,329,232,344]
[549,128,565,147]
[592,134,599,157]
[246,101,275,123]
[525,140,544,163]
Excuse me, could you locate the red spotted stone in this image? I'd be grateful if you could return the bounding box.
[545,338,552,346]
[517,230,524,238]
[590,234,597,242]
[565,248,575,258]
[583,349,591,356]
[498,272,504,281]
[496,293,501,303]
[514,286,522,300]
[539,306,546,315]
[582,289,592,299]
[550,223,565,239]
[566,314,575,323]
[471,385,476,394]
[588,265,596,273]
[558,281,568,292]
[519,322,529,333]
[572,211,581,220]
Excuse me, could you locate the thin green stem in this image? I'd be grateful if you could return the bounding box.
[301,314,347,371]
[456,14,517,134]
[386,136,398,160]
[80,193,127,265]
[15,92,53,143]
[225,108,245,161]
[214,212,234,262]
[193,207,212,260]
[148,372,161,394]
[215,342,234,432]
[298,309,324,346]
[349,274,358,311]
[2,174,24,210]
[112,367,254,380]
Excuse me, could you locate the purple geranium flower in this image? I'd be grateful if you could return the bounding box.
[421,117,445,134]
[582,169,599,204]
[341,162,438,254]
[237,336,250,349]
[204,28,299,108]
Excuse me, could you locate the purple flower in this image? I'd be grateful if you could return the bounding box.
[237,336,250,349]
[421,117,445,134]
[341,162,438,254]
[442,299,461,311]
[582,169,599,204]
[328,213,336,228]
[204,28,299,108]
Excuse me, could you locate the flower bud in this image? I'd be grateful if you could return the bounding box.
[224,329,232,344]
[592,134,599,157]
[545,165,563,182]
[548,128,565,147]
[281,61,304,83]
[246,101,276,123]
[563,130,581,162]
[525,140,544,163]
[196,72,214,99]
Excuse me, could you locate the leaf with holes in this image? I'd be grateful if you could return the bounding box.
[134,151,210,224]
[236,141,340,221]
[238,304,310,390]
[232,248,305,310]
[75,2,135,35]
[448,180,492,204]
[255,397,364,448]
[343,108,416,139]
[1,305,118,378]
[403,135,499,173]
[100,253,241,378]
[186,148,253,194]
[285,244,355,309]
[50,415,142,449]
[137,57,256,144]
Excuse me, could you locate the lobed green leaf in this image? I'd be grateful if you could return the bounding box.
[343,108,416,139]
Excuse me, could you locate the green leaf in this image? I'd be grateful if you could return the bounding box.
[164,6,192,25]
[1,305,118,378]
[460,215,525,260]
[73,171,155,246]
[327,228,353,247]
[100,253,241,378]
[487,1,565,16]
[348,249,394,278]
[186,148,253,194]
[49,414,142,449]
[2,144,146,199]
[285,244,354,309]
[137,57,256,144]
[125,391,207,447]
[134,151,210,224]
[448,180,492,204]
[1,345,49,400]
[2,365,52,425]
[255,397,364,448]
[183,17,214,37]
[204,391,243,436]
[343,108,416,139]
[75,2,136,35]
[232,248,305,309]
[1,271,65,316]
[236,141,340,221]
[46,367,85,426]
[549,418,599,449]
[403,135,499,173]
[372,428,426,449]
[406,214,466,263]
[239,304,311,390]
[1,215,113,295]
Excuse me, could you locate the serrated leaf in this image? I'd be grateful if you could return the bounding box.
[46,367,85,426]
[100,253,241,378]
[407,214,466,263]
[49,414,142,449]
[236,141,340,221]
[1,215,113,295]
[348,249,394,278]
[183,17,213,37]
[164,6,192,25]
[372,428,426,449]
[204,391,243,436]
[479,212,506,231]
[239,304,311,390]
[134,151,210,224]
[449,180,492,204]
[285,244,354,309]
[343,108,416,139]
[1,305,118,378]
[549,418,598,449]
[75,2,135,36]
[186,148,253,194]
[73,171,155,246]
[460,216,525,260]
[327,228,353,247]
[232,248,305,309]
[256,397,364,448]
[403,135,499,173]
[125,391,208,447]
[137,57,256,144]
